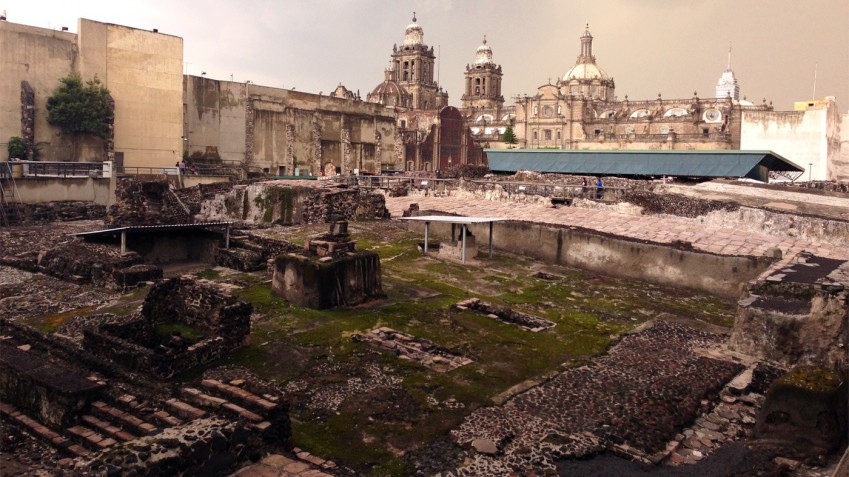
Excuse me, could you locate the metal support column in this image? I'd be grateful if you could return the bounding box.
[424,222,430,254]
[225,224,230,249]
[461,224,467,263]
[120,231,127,255]
[488,221,494,258]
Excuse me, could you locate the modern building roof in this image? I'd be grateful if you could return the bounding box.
[73,222,233,238]
[485,149,804,182]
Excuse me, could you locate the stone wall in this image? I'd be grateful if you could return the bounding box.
[142,277,251,348]
[730,255,848,373]
[107,179,193,226]
[272,251,383,309]
[86,418,259,476]
[198,181,389,224]
[0,200,106,225]
[0,341,103,427]
[82,277,252,378]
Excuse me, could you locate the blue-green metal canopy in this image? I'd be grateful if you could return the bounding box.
[485,149,803,182]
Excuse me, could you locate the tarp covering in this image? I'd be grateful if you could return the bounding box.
[485,149,803,181]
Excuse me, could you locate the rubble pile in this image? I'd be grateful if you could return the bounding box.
[352,327,473,372]
[622,190,740,218]
[107,179,193,227]
[453,298,556,332]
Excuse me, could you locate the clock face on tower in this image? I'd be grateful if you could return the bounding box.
[543,106,554,118]
[703,108,722,123]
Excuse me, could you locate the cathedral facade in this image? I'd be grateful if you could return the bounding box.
[510,26,772,151]
[366,18,775,171]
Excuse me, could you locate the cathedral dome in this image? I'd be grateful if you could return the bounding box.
[368,79,410,108]
[563,62,609,81]
[403,14,424,46]
[474,37,493,65]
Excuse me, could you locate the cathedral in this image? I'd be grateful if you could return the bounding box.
[366,17,774,171]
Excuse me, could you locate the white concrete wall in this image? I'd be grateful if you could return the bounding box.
[740,102,847,182]
[7,177,111,204]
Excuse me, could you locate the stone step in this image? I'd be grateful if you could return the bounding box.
[180,387,262,423]
[150,409,184,427]
[0,403,72,450]
[66,425,118,451]
[90,401,158,436]
[200,379,279,412]
[80,415,137,442]
[165,397,207,421]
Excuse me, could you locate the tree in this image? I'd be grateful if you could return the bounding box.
[46,75,114,153]
[7,137,25,160]
[502,124,518,147]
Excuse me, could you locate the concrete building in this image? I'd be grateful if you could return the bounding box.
[184,77,400,176]
[740,97,848,182]
[0,18,183,168]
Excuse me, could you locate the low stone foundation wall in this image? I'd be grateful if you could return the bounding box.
[83,278,253,378]
[87,417,258,476]
[0,201,106,225]
[0,341,103,427]
[408,217,773,300]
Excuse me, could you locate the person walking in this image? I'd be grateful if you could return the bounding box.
[595,177,604,199]
[581,177,588,198]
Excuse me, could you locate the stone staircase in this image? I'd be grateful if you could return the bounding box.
[177,378,284,434]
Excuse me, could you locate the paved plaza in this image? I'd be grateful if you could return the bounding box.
[385,195,849,261]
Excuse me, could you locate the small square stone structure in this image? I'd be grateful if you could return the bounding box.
[272,251,382,309]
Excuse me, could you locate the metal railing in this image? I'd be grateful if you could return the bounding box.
[329,175,629,201]
[3,161,104,178]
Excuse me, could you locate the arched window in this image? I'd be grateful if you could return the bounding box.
[556,130,561,140]
[533,130,538,140]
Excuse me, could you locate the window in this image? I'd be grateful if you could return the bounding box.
[594,129,602,137]
[571,85,578,96]
[702,128,709,136]
[544,130,552,140]
[533,130,538,140]
[400,120,407,128]
[556,130,561,140]
[533,105,538,116]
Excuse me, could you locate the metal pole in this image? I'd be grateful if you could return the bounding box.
[461,224,467,263]
[120,231,126,255]
[424,222,430,255]
[489,221,494,258]
[225,224,230,249]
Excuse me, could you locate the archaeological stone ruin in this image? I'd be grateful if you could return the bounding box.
[0,172,847,476]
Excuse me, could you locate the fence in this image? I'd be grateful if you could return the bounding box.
[331,175,628,201]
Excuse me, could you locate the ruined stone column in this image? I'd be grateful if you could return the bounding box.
[20,81,35,160]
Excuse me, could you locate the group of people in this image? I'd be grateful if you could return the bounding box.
[176,160,198,175]
[580,176,604,199]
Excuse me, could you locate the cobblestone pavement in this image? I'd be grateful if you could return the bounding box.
[384,195,848,260]
[445,321,745,476]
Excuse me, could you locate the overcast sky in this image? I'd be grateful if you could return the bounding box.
[5,0,848,110]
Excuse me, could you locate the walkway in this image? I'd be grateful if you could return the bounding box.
[385,195,848,260]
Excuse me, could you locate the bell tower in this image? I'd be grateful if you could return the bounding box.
[462,36,504,111]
